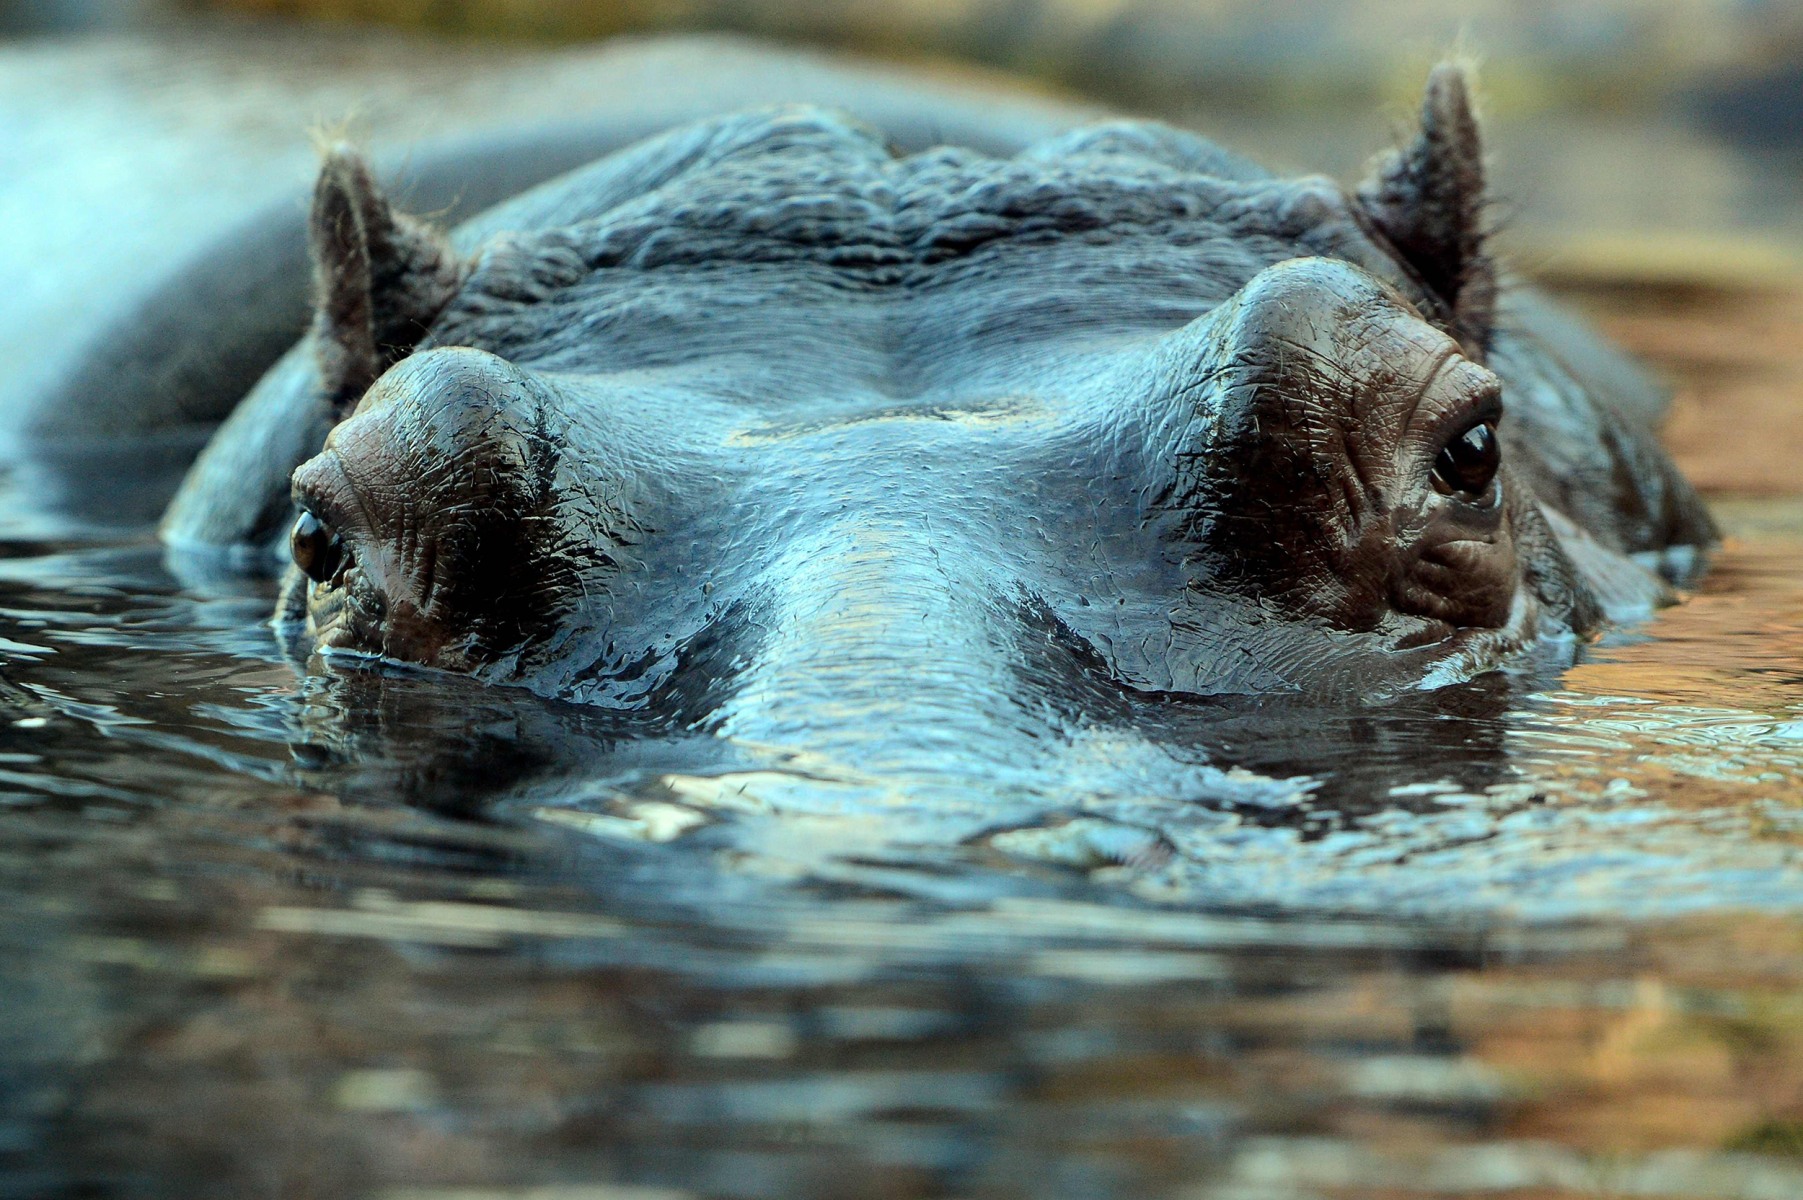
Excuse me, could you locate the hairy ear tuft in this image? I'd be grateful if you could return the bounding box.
[308,146,464,416]
[1357,64,1496,355]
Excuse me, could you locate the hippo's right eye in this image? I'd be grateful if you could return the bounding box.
[1431,420,1501,505]
[290,511,346,584]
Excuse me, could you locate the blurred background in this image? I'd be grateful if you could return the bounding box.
[13,0,1803,271]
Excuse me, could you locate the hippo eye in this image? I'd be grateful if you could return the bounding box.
[290,510,346,584]
[1432,420,1500,504]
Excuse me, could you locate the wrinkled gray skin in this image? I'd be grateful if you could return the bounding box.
[163,66,1715,760]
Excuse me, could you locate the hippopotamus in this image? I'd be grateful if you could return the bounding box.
[157,61,1714,743]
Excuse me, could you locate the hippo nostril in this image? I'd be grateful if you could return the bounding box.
[290,510,347,585]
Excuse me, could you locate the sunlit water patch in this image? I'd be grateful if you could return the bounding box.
[5,449,1803,1200]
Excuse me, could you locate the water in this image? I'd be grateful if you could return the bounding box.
[5,401,1803,1196]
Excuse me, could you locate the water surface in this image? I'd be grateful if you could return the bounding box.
[4,412,1803,1200]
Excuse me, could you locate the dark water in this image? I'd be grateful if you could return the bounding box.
[4,446,1803,1200]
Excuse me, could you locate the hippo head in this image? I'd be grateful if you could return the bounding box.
[271,67,1687,753]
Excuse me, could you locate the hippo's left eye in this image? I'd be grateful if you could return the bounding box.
[1432,420,1500,504]
[291,510,347,584]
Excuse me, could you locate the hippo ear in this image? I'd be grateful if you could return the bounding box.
[309,146,464,415]
[1356,64,1496,355]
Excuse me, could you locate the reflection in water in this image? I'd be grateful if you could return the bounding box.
[4,467,1803,1197]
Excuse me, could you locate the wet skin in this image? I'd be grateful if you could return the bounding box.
[165,68,1715,768]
